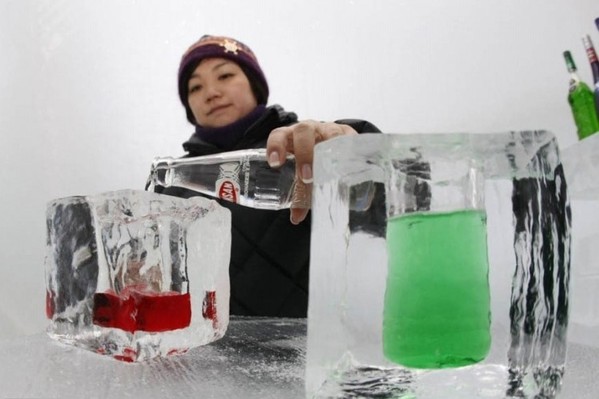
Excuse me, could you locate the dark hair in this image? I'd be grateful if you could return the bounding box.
[239,64,268,105]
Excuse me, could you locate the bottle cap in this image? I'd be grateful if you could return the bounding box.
[563,50,577,72]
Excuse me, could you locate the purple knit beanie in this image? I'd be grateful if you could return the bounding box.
[178,35,269,125]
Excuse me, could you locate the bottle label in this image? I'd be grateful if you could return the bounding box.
[569,78,578,93]
[587,47,599,64]
[216,163,241,203]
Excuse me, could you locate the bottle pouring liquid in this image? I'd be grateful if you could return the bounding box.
[145,149,308,210]
[146,148,376,212]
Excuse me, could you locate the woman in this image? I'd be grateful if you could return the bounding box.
[157,35,380,317]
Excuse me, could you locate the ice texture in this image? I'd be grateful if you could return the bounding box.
[561,133,599,200]
[561,134,599,348]
[45,189,231,362]
[307,131,570,398]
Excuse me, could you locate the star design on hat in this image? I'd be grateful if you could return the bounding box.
[221,39,239,54]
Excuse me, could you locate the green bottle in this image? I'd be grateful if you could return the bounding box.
[563,50,599,140]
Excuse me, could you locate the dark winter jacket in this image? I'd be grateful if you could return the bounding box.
[155,105,381,317]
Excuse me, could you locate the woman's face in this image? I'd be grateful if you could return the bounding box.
[187,57,258,128]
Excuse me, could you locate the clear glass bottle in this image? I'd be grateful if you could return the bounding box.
[146,149,308,210]
[563,50,599,140]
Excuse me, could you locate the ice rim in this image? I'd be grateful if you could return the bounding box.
[307,131,571,398]
[44,189,231,362]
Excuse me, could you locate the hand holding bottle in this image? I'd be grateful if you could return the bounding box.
[266,121,358,224]
[146,121,360,224]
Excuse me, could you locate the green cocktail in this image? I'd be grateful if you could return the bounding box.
[383,209,491,368]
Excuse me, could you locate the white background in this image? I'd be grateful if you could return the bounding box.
[1,0,598,339]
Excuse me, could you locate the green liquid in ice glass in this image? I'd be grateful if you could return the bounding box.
[383,209,491,368]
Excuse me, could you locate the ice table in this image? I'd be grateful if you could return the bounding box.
[0,318,305,399]
[0,317,597,398]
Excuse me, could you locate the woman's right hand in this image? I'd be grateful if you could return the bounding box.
[266,120,358,224]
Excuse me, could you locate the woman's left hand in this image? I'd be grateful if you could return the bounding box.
[266,120,358,224]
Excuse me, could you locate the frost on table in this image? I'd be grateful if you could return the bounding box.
[45,189,231,362]
[562,133,599,348]
[308,132,570,398]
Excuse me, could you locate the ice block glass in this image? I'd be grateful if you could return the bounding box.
[45,189,231,362]
[307,132,571,399]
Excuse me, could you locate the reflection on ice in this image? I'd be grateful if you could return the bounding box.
[315,352,415,398]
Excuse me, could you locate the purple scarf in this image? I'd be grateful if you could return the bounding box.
[194,105,267,150]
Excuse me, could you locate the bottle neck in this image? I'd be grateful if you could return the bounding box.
[588,52,599,83]
[582,36,599,83]
[569,71,581,91]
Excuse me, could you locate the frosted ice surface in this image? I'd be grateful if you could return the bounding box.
[0,318,306,399]
[45,189,231,362]
[561,133,599,200]
[0,318,596,398]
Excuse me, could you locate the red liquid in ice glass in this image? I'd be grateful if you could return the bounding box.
[202,290,218,328]
[46,289,55,319]
[93,285,191,333]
